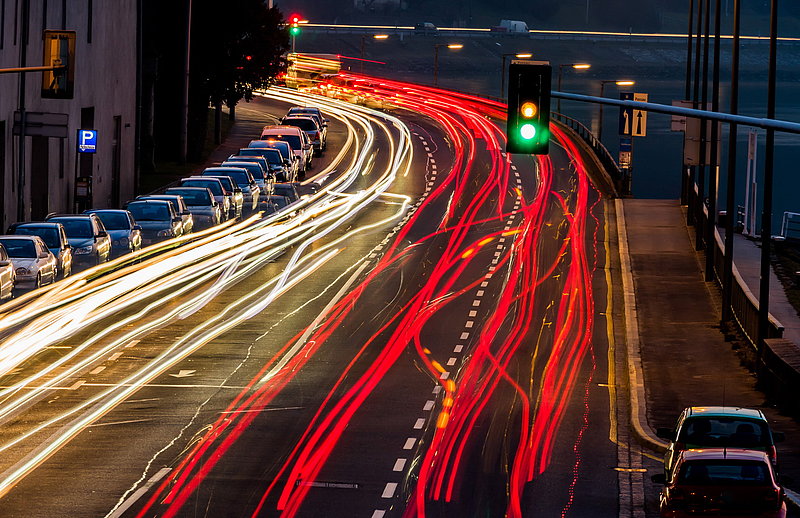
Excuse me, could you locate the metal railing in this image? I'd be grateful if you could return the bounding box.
[551,112,624,189]
[780,211,800,240]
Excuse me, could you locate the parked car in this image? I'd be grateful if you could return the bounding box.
[83,209,143,258]
[45,214,111,268]
[273,183,300,204]
[163,187,221,230]
[7,222,73,278]
[0,244,16,300]
[222,160,275,196]
[266,194,291,212]
[657,406,785,475]
[137,194,194,235]
[188,175,242,220]
[179,177,232,221]
[235,148,292,182]
[248,140,299,180]
[286,106,329,128]
[280,115,326,153]
[653,449,787,518]
[201,167,259,213]
[0,235,57,289]
[121,200,183,245]
[259,126,313,175]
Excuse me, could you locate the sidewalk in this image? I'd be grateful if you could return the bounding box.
[618,199,800,495]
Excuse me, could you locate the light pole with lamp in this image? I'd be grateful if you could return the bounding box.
[434,43,463,87]
[360,34,388,74]
[556,63,591,113]
[597,79,634,142]
[500,52,532,97]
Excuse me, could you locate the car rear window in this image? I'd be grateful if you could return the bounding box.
[126,203,170,221]
[678,460,770,485]
[283,118,317,131]
[0,239,37,258]
[93,212,130,230]
[166,189,211,205]
[224,163,266,180]
[12,227,60,248]
[51,219,93,238]
[261,134,301,149]
[679,418,770,448]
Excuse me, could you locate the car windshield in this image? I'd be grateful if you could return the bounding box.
[52,219,93,238]
[146,198,180,213]
[126,203,170,221]
[283,118,317,131]
[93,212,130,230]
[166,189,211,205]
[224,163,266,179]
[679,418,770,448]
[678,460,770,486]
[214,171,249,186]
[261,143,291,161]
[263,134,301,149]
[184,180,223,196]
[13,227,60,248]
[0,239,37,258]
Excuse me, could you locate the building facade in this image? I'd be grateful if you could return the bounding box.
[0,0,138,229]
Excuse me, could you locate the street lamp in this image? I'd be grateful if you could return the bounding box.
[556,63,591,113]
[360,34,389,73]
[434,43,463,87]
[597,79,635,142]
[500,52,533,96]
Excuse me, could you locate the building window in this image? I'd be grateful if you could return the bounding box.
[87,0,92,43]
[41,0,47,32]
[61,0,66,29]
[1,0,5,49]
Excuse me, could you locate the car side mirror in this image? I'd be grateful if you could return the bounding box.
[656,427,674,440]
[96,230,108,238]
[650,474,666,485]
[234,187,242,194]
[773,431,785,443]
[133,224,142,231]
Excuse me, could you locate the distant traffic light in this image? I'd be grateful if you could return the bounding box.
[289,14,301,36]
[506,61,551,155]
[41,30,76,99]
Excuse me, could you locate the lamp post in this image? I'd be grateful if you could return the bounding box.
[500,52,532,97]
[360,34,388,74]
[557,63,591,113]
[434,43,463,87]
[597,79,635,142]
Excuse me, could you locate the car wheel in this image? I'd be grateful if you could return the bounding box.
[35,273,42,289]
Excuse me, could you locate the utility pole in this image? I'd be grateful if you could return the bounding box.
[179,0,192,164]
[705,0,721,281]
[17,0,31,222]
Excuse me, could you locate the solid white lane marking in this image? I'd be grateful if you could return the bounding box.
[403,438,416,450]
[107,467,172,518]
[382,482,398,498]
[393,458,407,472]
[90,366,106,375]
[423,400,434,411]
[447,357,457,366]
[413,418,425,429]
[454,345,463,353]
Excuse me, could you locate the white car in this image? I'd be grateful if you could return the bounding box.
[0,235,57,289]
[0,244,15,300]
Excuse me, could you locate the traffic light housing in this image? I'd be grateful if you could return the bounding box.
[289,14,301,36]
[506,61,551,155]
[41,30,75,99]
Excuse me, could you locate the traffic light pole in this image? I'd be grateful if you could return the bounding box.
[0,65,66,74]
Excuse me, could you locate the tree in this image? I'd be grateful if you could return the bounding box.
[187,0,290,160]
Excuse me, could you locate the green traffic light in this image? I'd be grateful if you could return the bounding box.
[290,26,300,36]
[520,123,536,140]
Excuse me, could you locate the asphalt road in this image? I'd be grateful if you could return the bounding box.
[0,83,626,517]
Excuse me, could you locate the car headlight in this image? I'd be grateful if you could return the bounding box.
[157,229,173,237]
[15,267,30,275]
[74,245,93,255]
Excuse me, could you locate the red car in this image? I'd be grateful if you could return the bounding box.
[654,448,786,518]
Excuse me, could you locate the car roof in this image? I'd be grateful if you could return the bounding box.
[11,222,62,228]
[140,194,185,202]
[166,187,209,193]
[0,234,41,241]
[127,199,170,205]
[261,125,303,134]
[681,448,771,462]
[47,214,95,220]
[85,209,130,214]
[686,407,766,420]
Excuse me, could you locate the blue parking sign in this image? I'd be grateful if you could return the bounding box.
[78,129,97,153]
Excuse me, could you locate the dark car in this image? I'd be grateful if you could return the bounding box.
[122,200,182,245]
[8,222,73,278]
[45,214,111,268]
[414,22,438,35]
[653,449,787,518]
[286,106,329,127]
[222,160,275,196]
[137,194,194,235]
[164,187,221,230]
[280,115,326,153]
[202,168,259,213]
[179,177,232,221]
[273,183,300,204]
[235,148,291,182]
[83,209,143,258]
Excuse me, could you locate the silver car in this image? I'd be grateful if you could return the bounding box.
[46,214,112,269]
[0,235,57,289]
[0,244,16,300]
[8,222,74,278]
[137,194,194,235]
[202,167,259,213]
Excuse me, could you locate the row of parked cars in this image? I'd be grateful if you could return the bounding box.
[653,406,789,517]
[0,104,331,301]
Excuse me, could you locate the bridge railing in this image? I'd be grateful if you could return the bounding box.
[551,112,625,191]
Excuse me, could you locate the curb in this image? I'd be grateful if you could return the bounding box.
[614,198,669,455]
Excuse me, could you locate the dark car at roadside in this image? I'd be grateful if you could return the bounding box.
[45,214,111,269]
[83,209,143,258]
[121,200,182,246]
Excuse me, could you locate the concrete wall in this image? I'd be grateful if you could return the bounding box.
[0,0,138,229]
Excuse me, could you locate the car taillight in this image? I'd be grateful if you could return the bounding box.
[313,133,320,140]
[768,445,777,463]
[764,488,781,509]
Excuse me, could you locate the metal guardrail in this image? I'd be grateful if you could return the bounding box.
[780,211,800,240]
[551,112,624,190]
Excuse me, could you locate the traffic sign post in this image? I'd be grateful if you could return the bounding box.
[78,129,97,153]
[619,92,633,136]
[632,93,649,136]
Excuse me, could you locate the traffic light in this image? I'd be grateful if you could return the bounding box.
[289,14,301,36]
[41,30,76,99]
[506,61,551,155]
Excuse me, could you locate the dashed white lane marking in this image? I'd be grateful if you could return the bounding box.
[465,321,474,328]
[124,339,140,348]
[423,400,435,411]
[413,418,426,429]
[403,438,416,449]
[108,352,123,361]
[468,310,477,317]
[459,331,470,340]
[371,511,386,518]
[432,385,442,394]
[424,146,430,151]
[393,458,407,472]
[472,300,480,307]
[382,482,398,498]
[454,344,463,353]
[476,290,485,297]
[90,366,106,375]
[439,372,450,380]
[447,357,457,366]
[480,281,489,288]
[69,380,85,390]
[107,467,172,518]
